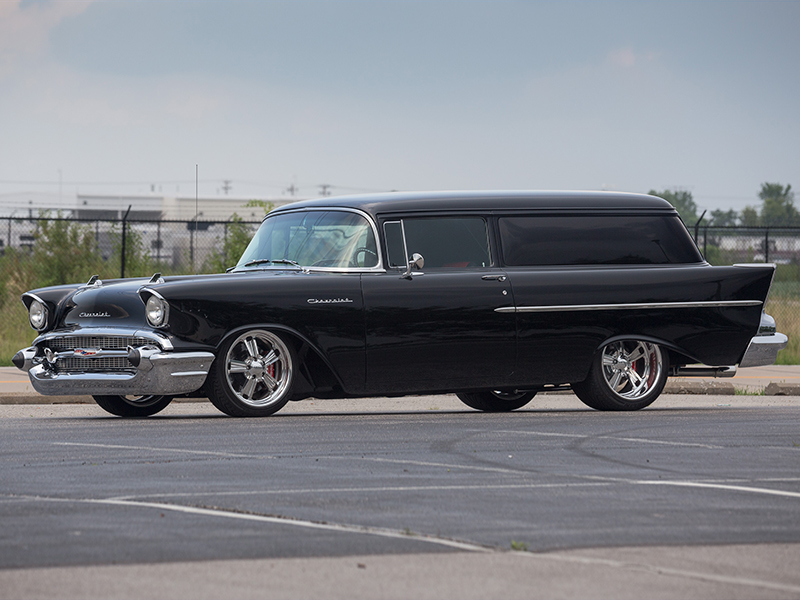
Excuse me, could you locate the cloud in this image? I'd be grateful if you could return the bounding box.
[0,0,95,80]
[607,47,658,69]
[14,64,229,127]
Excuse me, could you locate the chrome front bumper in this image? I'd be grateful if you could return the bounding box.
[17,346,215,396]
[739,332,789,368]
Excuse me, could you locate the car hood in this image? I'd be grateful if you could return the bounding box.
[61,278,151,329]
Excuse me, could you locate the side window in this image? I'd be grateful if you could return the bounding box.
[383,217,491,269]
[384,221,408,268]
[499,215,704,265]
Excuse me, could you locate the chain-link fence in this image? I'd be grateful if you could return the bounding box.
[0,215,262,277]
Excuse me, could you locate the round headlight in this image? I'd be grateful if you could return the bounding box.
[145,295,168,327]
[29,299,47,330]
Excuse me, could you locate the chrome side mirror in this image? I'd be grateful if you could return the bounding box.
[401,253,424,279]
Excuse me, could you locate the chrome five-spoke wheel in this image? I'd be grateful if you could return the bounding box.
[572,340,668,411]
[208,329,295,416]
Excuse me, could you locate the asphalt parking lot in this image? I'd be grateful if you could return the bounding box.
[2,387,800,599]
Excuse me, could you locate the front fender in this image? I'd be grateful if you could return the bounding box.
[214,323,352,395]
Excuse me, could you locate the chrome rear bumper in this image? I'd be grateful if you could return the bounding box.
[739,332,789,368]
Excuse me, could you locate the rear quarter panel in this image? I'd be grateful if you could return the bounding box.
[507,264,773,385]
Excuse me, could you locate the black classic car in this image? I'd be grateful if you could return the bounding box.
[13,191,788,417]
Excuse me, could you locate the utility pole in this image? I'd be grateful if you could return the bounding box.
[222,179,232,195]
[319,184,331,197]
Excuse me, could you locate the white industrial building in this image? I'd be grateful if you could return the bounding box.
[0,191,299,221]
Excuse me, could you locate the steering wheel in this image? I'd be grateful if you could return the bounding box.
[352,247,378,267]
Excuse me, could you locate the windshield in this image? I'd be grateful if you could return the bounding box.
[236,210,379,270]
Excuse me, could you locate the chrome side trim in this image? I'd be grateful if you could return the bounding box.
[495,300,763,314]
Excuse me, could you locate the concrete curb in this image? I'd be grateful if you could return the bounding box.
[664,381,736,395]
[764,383,800,396]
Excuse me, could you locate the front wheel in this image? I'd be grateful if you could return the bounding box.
[92,394,173,417]
[456,390,536,412]
[207,329,296,417]
[572,340,668,411]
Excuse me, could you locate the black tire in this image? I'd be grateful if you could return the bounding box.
[456,390,536,412]
[207,329,296,417]
[92,394,173,417]
[572,340,668,411]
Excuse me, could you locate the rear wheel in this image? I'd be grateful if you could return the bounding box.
[207,329,295,417]
[92,394,173,417]
[572,340,668,411]
[456,390,536,412]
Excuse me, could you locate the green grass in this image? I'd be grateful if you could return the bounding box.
[1,289,37,366]
[510,540,530,552]
[766,298,800,364]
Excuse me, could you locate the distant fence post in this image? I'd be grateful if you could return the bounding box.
[120,205,132,278]
[765,228,770,263]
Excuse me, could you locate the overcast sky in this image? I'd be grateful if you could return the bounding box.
[1,0,798,211]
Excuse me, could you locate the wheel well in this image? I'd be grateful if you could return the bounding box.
[596,334,697,368]
[213,325,344,399]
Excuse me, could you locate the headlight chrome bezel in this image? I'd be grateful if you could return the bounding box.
[23,293,50,332]
[144,292,170,328]
[28,298,48,331]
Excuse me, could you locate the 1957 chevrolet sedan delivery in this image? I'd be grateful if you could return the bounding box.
[13,191,788,417]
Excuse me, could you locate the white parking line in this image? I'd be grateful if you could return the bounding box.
[107,481,613,501]
[635,480,800,500]
[53,441,275,460]
[15,494,490,553]
[502,430,723,449]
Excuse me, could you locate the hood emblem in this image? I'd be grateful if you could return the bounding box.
[79,311,111,318]
[307,297,354,305]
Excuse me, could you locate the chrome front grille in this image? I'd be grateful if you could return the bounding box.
[58,357,133,372]
[48,336,151,351]
[42,335,149,373]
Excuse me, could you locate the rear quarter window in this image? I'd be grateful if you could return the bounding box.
[499,215,703,266]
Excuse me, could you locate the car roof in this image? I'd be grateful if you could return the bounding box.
[270,190,676,219]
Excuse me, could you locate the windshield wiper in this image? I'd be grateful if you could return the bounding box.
[239,258,309,273]
[270,259,305,270]
[243,259,273,267]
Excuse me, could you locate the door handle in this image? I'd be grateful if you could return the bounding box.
[481,274,507,282]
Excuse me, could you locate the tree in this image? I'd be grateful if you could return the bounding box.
[203,214,258,273]
[33,212,103,286]
[202,201,272,273]
[648,189,705,225]
[740,206,760,227]
[759,183,798,226]
[710,209,739,226]
[107,224,154,278]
